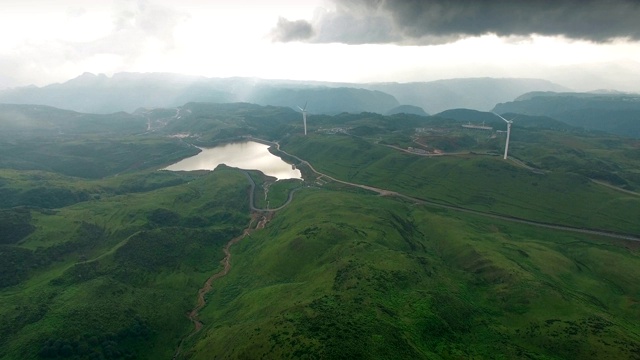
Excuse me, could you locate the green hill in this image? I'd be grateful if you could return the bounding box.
[1,73,569,116]
[367,77,569,113]
[436,108,575,131]
[248,86,400,115]
[0,73,401,115]
[386,104,429,116]
[493,92,640,138]
[184,188,640,359]
[281,135,640,234]
[0,168,250,359]
[0,102,639,359]
[0,73,234,114]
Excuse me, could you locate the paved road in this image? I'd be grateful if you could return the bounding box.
[241,170,300,212]
[262,139,640,242]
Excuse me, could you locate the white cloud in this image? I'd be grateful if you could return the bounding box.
[0,0,638,92]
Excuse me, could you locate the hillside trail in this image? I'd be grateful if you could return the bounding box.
[172,211,273,359]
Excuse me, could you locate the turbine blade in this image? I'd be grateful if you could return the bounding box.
[303,101,308,111]
[297,106,303,111]
[493,112,510,123]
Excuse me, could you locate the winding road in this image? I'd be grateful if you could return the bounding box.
[173,135,639,358]
[264,138,640,242]
[241,170,300,211]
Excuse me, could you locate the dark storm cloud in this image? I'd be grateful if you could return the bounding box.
[271,17,314,42]
[273,0,640,44]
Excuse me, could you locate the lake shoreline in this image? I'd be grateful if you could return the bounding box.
[163,140,301,180]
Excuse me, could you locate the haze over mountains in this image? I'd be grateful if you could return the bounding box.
[367,78,569,114]
[1,72,639,139]
[0,72,568,115]
[1,73,640,360]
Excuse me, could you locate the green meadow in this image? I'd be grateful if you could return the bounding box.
[281,134,640,235]
[1,103,639,359]
[0,169,250,359]
[184,188,640,359]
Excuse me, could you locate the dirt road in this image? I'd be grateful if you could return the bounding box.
[172,212,272,359]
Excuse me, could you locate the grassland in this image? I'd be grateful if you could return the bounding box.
[1,102,639,359]
[182,188,640,359]
[0,168,250,359]
[281,134,640,235]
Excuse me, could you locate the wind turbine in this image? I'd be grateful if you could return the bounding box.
[297,102,308,135]
[493,112,514,160]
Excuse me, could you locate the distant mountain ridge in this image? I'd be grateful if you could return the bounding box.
[494,91,640,138]
[365,77,569,113]
[385,105,429,116]
[0,72,568,115]
[0,72,235,114]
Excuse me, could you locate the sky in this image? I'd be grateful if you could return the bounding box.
[1,0,639,91]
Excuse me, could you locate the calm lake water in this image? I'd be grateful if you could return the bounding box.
[164,141,302,180]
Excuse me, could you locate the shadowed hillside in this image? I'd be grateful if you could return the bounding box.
[493,92,640,138]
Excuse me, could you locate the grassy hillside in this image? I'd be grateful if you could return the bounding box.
[0,104,146,133]
[1,102,639,359]
[160,102,301,143]
[493,92,640,138]
[0,73,401,115]
[367,78,569,114]
[0,136,199,179]
[0,104,200,179]
[248,86,400,115]
[182,188,640,359]
[0,168,250,359]
[281,134,640,234]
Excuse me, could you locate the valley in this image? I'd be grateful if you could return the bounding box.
[0,100,639,359]
[4,0,640,358]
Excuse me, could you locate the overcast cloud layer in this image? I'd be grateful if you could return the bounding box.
[1,0,639,92]
[273,0,640,44]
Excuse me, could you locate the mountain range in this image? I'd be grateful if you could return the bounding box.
[494,92,640,138]
[3,73,639,138]
[1,97,640,359]
[0,73,567,115]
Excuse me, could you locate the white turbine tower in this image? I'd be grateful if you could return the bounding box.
[494,112,514,160]
[297,102,308,135]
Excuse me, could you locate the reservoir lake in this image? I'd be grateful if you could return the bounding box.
[164,141,302,180]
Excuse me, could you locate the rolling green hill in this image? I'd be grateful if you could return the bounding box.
[281,135,640,234]
[367,77,569,114]
[0,73,568,116]
[183,188,640,359]
[247,86,400,115]
[386,105,429,116]
[0,168,250,359]
[493,92,640,138]
[436,108,575,131]
[0,102,639,359]
[0,73,401,115]
[0,104,146,136]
